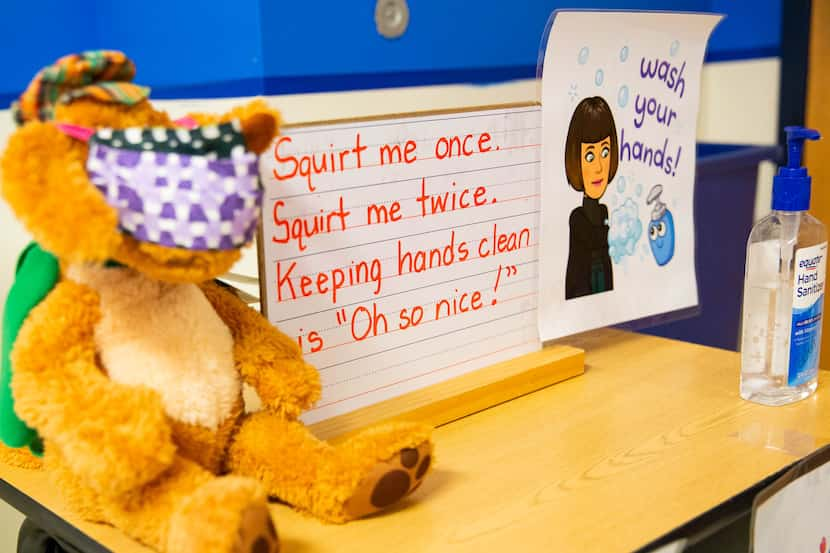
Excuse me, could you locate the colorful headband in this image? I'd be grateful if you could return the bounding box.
[12,50,150,126]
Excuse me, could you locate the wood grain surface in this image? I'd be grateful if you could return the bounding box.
[2,329,828,552]
[807,0,830,373]
[310,344,584,441]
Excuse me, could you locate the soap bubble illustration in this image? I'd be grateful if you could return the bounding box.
[616,176,626,194]
[578,47,590,65]
[568,83,579,102]
[636,182,643,197]
[670,40,680,57]
[595,69,604,86]
[617,85,629,107]
[608,198,643,264]
[620,45,629,62]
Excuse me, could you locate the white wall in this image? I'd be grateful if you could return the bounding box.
[0,110,30,314]
[698,58,781,145]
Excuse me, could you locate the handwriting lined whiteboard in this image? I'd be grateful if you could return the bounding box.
[260,106,542,423]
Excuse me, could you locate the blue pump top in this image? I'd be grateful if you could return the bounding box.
[772,126,821,211]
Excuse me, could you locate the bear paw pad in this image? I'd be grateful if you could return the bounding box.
[344,440,432,519]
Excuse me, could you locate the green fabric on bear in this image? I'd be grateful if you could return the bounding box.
[1,243,59,456]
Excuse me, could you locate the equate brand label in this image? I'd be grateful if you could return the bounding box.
[790,242,828,386]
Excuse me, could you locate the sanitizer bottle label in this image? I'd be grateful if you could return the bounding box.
[790,242,827,386]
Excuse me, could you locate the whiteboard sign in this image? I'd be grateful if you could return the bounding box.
[259,106,541,423]
[752,446,830,553]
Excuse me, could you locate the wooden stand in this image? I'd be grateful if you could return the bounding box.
[310,345,585,441]
[219,277,586,441]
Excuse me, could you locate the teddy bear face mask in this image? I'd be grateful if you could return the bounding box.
[57,119,262,251]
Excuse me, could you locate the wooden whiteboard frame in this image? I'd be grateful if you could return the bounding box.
[256,102,583,439]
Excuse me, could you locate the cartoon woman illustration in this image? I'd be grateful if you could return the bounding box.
[564,96,619,299]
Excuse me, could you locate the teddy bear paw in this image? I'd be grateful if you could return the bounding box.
[343,439,432,519]
[167,476,279,553]
[234,502,280,553]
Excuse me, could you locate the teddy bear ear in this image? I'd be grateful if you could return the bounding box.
[241,112,277,154]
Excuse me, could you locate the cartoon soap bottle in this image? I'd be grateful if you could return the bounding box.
[646,184,675,266]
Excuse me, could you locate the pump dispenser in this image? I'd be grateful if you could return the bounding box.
[741,126,826,405]
[772,126,820,211]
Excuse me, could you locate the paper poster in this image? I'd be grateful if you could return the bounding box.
[259,106,541,423]
[538,11,721,340]
[752,446,830,553]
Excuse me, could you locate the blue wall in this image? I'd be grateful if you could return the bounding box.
[0,0,782,104]
[2,1,91,98]
[708,0,781,60]
[93,1,264,92]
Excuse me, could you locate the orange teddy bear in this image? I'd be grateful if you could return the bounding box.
[1,51,433,552]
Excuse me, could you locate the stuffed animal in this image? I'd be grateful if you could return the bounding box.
[1,51,433,553]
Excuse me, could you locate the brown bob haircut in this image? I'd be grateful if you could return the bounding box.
[564,96,619,191]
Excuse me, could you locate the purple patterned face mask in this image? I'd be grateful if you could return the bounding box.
[58,120,262,251]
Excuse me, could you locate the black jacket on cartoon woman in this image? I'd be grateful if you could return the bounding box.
[565,195,613,299]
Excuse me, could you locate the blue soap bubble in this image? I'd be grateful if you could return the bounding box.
[670,40,680,57]
[608,198,643,264]
[578,47,590,65]
[595,69,604,86]
[568,82,579,101]
[635,182,643,197]
[616,176,626,193]
[617,85,629,107]
[620,45,629,62]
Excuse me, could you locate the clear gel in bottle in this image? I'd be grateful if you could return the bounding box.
[741,127,826,405]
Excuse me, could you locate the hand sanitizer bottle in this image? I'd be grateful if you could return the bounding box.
[741,126,825,405]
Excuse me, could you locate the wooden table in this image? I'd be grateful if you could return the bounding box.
[2,329,828,553]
